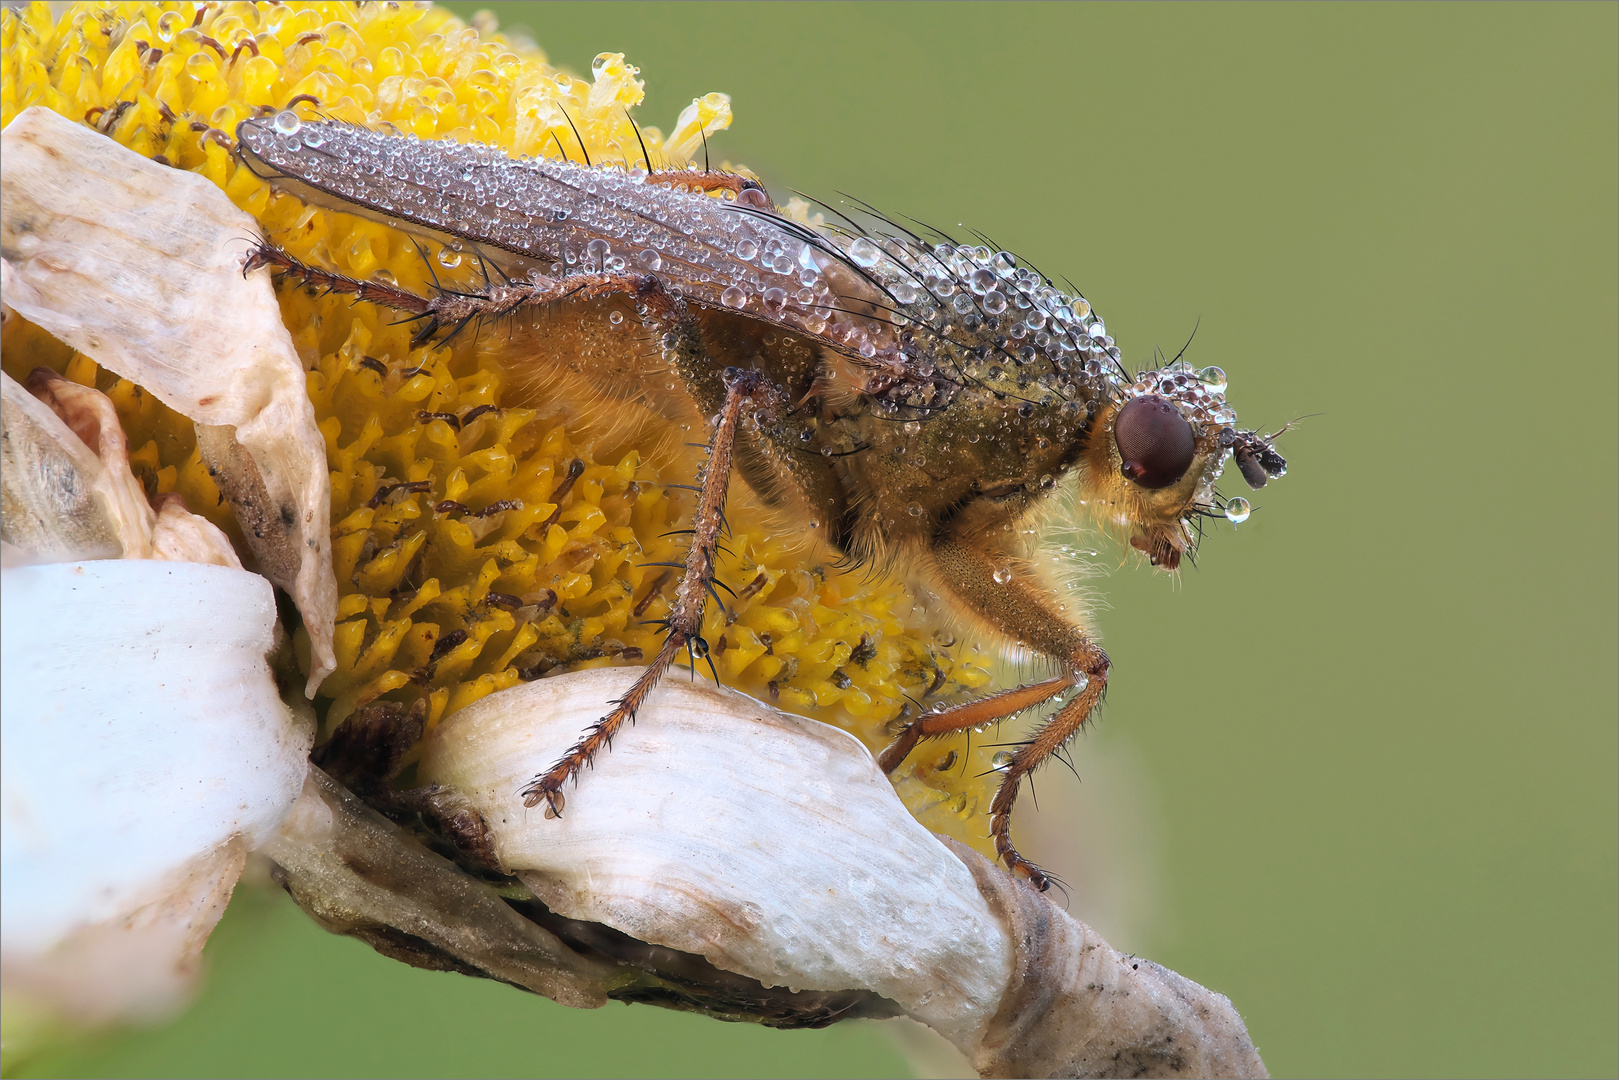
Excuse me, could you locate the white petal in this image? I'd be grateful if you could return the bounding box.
[0,371,120,562]
[0,560,312,956]
[418,668,1014,1051]
[0,107,336,694]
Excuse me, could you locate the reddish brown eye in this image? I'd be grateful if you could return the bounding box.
[1114,395,1195,489]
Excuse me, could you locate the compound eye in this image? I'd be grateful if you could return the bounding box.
[1114,395,1196,490]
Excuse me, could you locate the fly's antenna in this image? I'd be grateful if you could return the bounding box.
[559,105,591,168]
[1169,315,1202,367]
[626,107,653,173]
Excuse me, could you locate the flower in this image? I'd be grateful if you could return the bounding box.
[1,0,1005,848]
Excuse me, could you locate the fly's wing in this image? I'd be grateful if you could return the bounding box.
[236,117,887,352]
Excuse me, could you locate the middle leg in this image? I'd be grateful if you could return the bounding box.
[519,361,769,817]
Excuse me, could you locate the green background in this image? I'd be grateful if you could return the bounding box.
[25,3,1616,1077]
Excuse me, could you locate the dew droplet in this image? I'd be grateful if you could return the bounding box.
[721,286,747,308]
[991,751,1014,772]
[848,237,881,267]
[436,248,462,269]
[302,128,326,149]
[156,9,185,41]
[992,566,1014,585]
[272,110,302,136]
[907,502,923,516]
[1225,497,1251,524]
[609,310,625,326]
[1199,365,1228,393]
[735,238,759,261]
[638,248,662,271]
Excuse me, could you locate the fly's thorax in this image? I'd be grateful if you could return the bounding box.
[809,238,1132,548]
[833,375,1104,549]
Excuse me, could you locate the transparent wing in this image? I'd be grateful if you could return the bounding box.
[236,117,874,340]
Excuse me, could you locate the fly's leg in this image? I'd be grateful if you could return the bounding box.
[645,169,771,207]
[245,241,771,817]
[875,673,1077,773]
[244,241,654,346]
[881,535,1110,891]
[519,361,769,818]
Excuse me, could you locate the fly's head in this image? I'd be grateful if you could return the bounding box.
[1076,365,1287,569]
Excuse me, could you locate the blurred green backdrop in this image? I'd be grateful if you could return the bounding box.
[24,3,1615,1078]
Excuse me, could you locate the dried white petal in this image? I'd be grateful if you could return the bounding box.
[0,560,312,962]
[2,370,241,569]
[419,668,1014,1050]
[1,838,246,1030]
[22,368,158,558]
[148,494,242,569]
[0,107,335,693]
[0,371,120,561]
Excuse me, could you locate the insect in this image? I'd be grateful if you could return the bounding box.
[236,112,1287,890]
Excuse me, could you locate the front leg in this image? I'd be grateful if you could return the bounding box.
[245,240,655,348]
[884,534,1110,891]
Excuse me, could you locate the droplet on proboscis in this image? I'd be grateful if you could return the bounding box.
[992,566,1014,585]
[1224,497,1251,524]
[1199,366,1228,393]
[992,751,1014,773]
[272,110,302,135]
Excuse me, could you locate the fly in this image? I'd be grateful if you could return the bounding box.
[236,112,1288,890]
